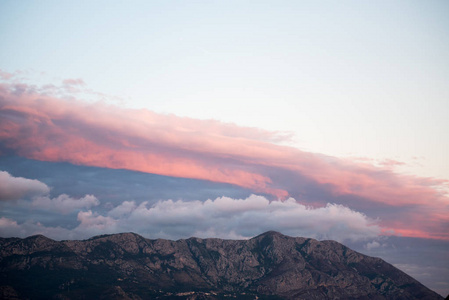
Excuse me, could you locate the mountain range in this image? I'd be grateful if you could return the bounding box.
[0,231,443,299]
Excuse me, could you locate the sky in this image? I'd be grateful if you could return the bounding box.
[0,0,448,296]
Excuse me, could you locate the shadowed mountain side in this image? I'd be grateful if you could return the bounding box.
[0,231,443,299]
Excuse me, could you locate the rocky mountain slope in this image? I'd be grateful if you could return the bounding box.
[0,231,443,299]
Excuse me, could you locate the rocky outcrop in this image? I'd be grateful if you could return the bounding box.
[0,231,443,299]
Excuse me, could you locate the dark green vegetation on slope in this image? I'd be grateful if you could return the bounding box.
[0,231,443,299]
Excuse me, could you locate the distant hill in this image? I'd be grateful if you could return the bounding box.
[0,231,443,299]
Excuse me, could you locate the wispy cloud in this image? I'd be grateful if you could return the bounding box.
[0,80,448,239]
[62,78,85,86]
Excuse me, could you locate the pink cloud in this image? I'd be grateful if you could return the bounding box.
[62,78,85,86]
[0,70,14,80]
[0,81,448,240]
[378,159,406,168]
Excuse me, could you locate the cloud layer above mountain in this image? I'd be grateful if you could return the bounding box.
[0,172,380,242]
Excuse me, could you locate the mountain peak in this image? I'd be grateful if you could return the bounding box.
[25,234,55,242]
[252,230,289,240]
[87,232,142,241]
[256,230,285,237]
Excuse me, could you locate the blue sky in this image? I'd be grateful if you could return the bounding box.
[1,0,449,296]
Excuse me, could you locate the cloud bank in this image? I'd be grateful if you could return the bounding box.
[0,194,380,242]
[0,80,448,239]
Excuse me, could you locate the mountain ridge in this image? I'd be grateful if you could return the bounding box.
[0,231,443,299]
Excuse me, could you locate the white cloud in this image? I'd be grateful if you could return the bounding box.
[31,194,99,214]
[0,171,50,201]
[73,210,118,237]
[0,212,115,241]
[0,217,72,239]
[108,200,136,218]
[131,195,381,242]
[0,217,20,232]
[365,240,381,250]
[0,195,382,242]
[0,171,99,214]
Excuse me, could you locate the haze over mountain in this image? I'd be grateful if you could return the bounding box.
[0,231,443,300]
